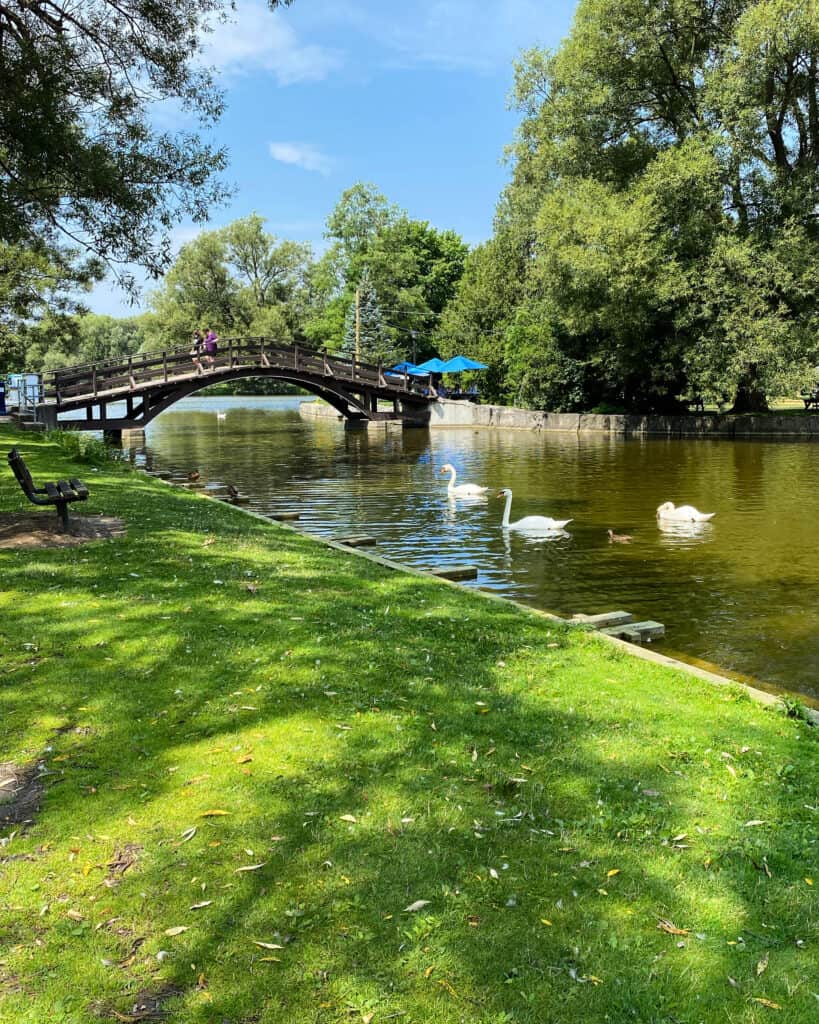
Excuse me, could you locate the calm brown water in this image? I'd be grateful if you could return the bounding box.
[130,396,819,703]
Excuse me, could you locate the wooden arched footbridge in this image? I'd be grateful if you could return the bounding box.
[37,338,433,432]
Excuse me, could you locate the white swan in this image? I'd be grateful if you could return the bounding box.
[496,488,572,532]
[440,463,489,497]
[656,501,715,523]
[216,411,226,421]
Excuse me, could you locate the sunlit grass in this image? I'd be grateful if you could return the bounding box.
[0,424,817,1023]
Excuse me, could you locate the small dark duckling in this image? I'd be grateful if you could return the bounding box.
[607,529,633,544]
[188,470,200,482]
[227,484,239,500]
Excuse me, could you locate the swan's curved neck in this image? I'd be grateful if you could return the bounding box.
[446,466,457,489]
[501,491,512,527]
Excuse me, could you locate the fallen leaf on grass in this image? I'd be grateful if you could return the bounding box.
[236,755,253,765]
[606,869,621,877]
[252,941,284,950]
[164,926,189,936]
[66,909,84,922]
[756,954,769,976]
[180,827,197,842]
[198,809,230,818]
[424,965,435,978]
[339,814,357,824]
[362,1013,374,1024]
[658,919,690,936]
[260,956,281,963]
[751,997,781,1010]
[235,863,267,873]
[190,901,212,910]
[743,820,766,827]
[404,900,431,913]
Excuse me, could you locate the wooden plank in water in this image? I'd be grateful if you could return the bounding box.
[332,535,377,547]
[271,511,300,521]
[429,565,478,581]
[571,610,633,628]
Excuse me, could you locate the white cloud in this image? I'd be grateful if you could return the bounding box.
[201,1,342,84]
[268,141,333,175]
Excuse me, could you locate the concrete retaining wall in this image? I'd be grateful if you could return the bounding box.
[430,400,819,436]
[299,398,819,436]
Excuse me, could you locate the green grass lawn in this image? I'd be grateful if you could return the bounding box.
[0,425,817,1024]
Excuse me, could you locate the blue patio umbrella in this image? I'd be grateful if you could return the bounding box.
[391,361,418,372]
[440,355,488,373]
[414,357,448,374]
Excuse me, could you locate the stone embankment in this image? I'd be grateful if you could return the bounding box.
[300,397,819,436]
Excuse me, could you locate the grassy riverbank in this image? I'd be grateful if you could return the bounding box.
[1,425,817,1024]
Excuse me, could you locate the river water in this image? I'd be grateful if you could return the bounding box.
[128,395,819,703]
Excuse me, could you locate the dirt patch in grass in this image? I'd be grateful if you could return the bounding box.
[0,762,43,826]
[105,844,143,886]
[94,983,183,1022]
[0,513,126,549]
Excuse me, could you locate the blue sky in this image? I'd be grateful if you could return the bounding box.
[92,0,577,316]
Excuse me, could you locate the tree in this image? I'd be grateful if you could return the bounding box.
[447,0,819,412]
[222,215,312,337]
[145,215,313,350]
[309,183,468,360]
[340,267,396,365]
[0,1,291,285]
[0,240,102,374]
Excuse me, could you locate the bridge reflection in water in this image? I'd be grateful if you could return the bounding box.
[38,338,433,432]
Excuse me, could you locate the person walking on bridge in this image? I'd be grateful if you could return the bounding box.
[190,329,204,373]
[204,328,219,369]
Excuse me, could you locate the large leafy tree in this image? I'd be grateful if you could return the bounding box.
[445,0,819,412]
[306,183,467,361]
[0,0,289,284]
[146,215,312,349]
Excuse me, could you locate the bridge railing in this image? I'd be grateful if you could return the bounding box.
[45,338,426,404]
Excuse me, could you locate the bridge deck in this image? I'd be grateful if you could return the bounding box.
[41,338,433,429]
[47,338,424,405]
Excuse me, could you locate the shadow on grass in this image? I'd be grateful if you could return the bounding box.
[1,428,817,1024]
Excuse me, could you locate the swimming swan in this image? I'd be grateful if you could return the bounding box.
[656,501,715,522]
[496,488,572,531]
[440,463,489,497]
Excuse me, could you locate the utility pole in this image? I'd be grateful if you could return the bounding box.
[355,288,361,361]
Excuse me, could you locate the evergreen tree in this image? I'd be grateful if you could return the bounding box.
[340,268,397,365]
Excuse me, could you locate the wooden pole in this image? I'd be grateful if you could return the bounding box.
[355,287,361,361]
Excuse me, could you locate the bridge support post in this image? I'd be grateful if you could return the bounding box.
[103,429,123,447]
[35,404,58,429]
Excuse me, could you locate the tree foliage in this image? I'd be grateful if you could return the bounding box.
[442,0,819,412]
[340,266,395,365]
[146,215,312,350]
[0,1,288,284]
[308,183,468,362]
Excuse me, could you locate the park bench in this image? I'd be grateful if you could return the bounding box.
[7,447,89,529]
[801,388,819,411]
